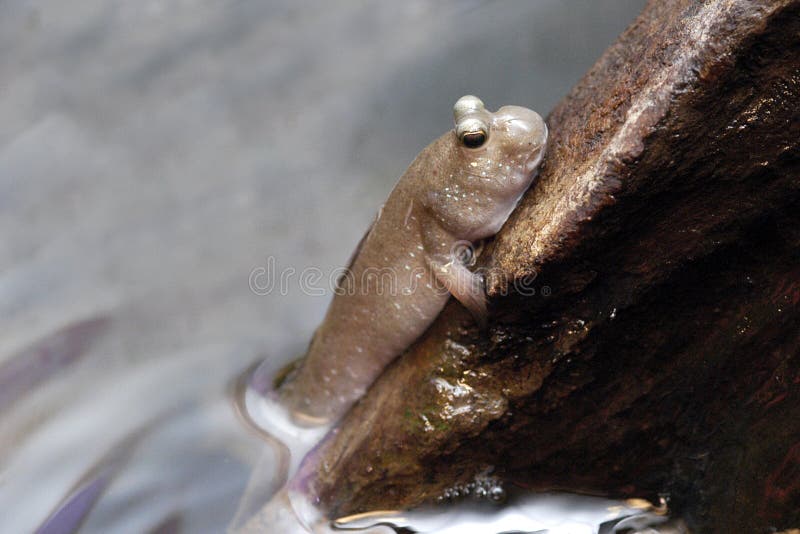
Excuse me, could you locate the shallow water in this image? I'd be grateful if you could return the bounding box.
[0,1,648,532]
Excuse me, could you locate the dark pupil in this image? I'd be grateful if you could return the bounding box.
[462,131,486,148]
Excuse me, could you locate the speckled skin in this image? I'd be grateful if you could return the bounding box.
[279,99,547,424]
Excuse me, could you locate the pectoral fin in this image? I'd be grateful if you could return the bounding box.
[427,257,488,327]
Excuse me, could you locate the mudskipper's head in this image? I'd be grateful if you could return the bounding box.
[452,95,548,186]
[426,95,547,240]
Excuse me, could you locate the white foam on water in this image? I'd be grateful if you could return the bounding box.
[332,493,670,533]
[235,485,674,534]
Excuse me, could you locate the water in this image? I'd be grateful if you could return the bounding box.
[229,365,681,534]
[6,351,680,533]
[3,345,265,533]
[330,494,676,534]
[0,1,651,532]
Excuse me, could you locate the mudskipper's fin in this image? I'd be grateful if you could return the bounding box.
[427,256,488,327]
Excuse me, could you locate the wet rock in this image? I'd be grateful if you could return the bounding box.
[307,1,800,532]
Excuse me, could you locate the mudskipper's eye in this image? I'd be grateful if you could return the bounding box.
[453,96,490,149]
[456,117,489,149]
[460,130,487,149]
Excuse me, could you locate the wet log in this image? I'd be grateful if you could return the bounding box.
[303,0,800,531]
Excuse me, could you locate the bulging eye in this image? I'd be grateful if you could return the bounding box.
[456,116,489,149]
[460,130,487,149]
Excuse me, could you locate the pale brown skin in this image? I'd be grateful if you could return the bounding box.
[278,97,547,424]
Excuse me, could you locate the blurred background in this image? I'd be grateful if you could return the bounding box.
[0,1,646,532]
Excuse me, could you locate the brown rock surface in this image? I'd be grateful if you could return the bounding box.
[301,0,800,531]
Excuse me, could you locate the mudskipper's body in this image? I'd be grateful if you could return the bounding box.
[278,96,548,424]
